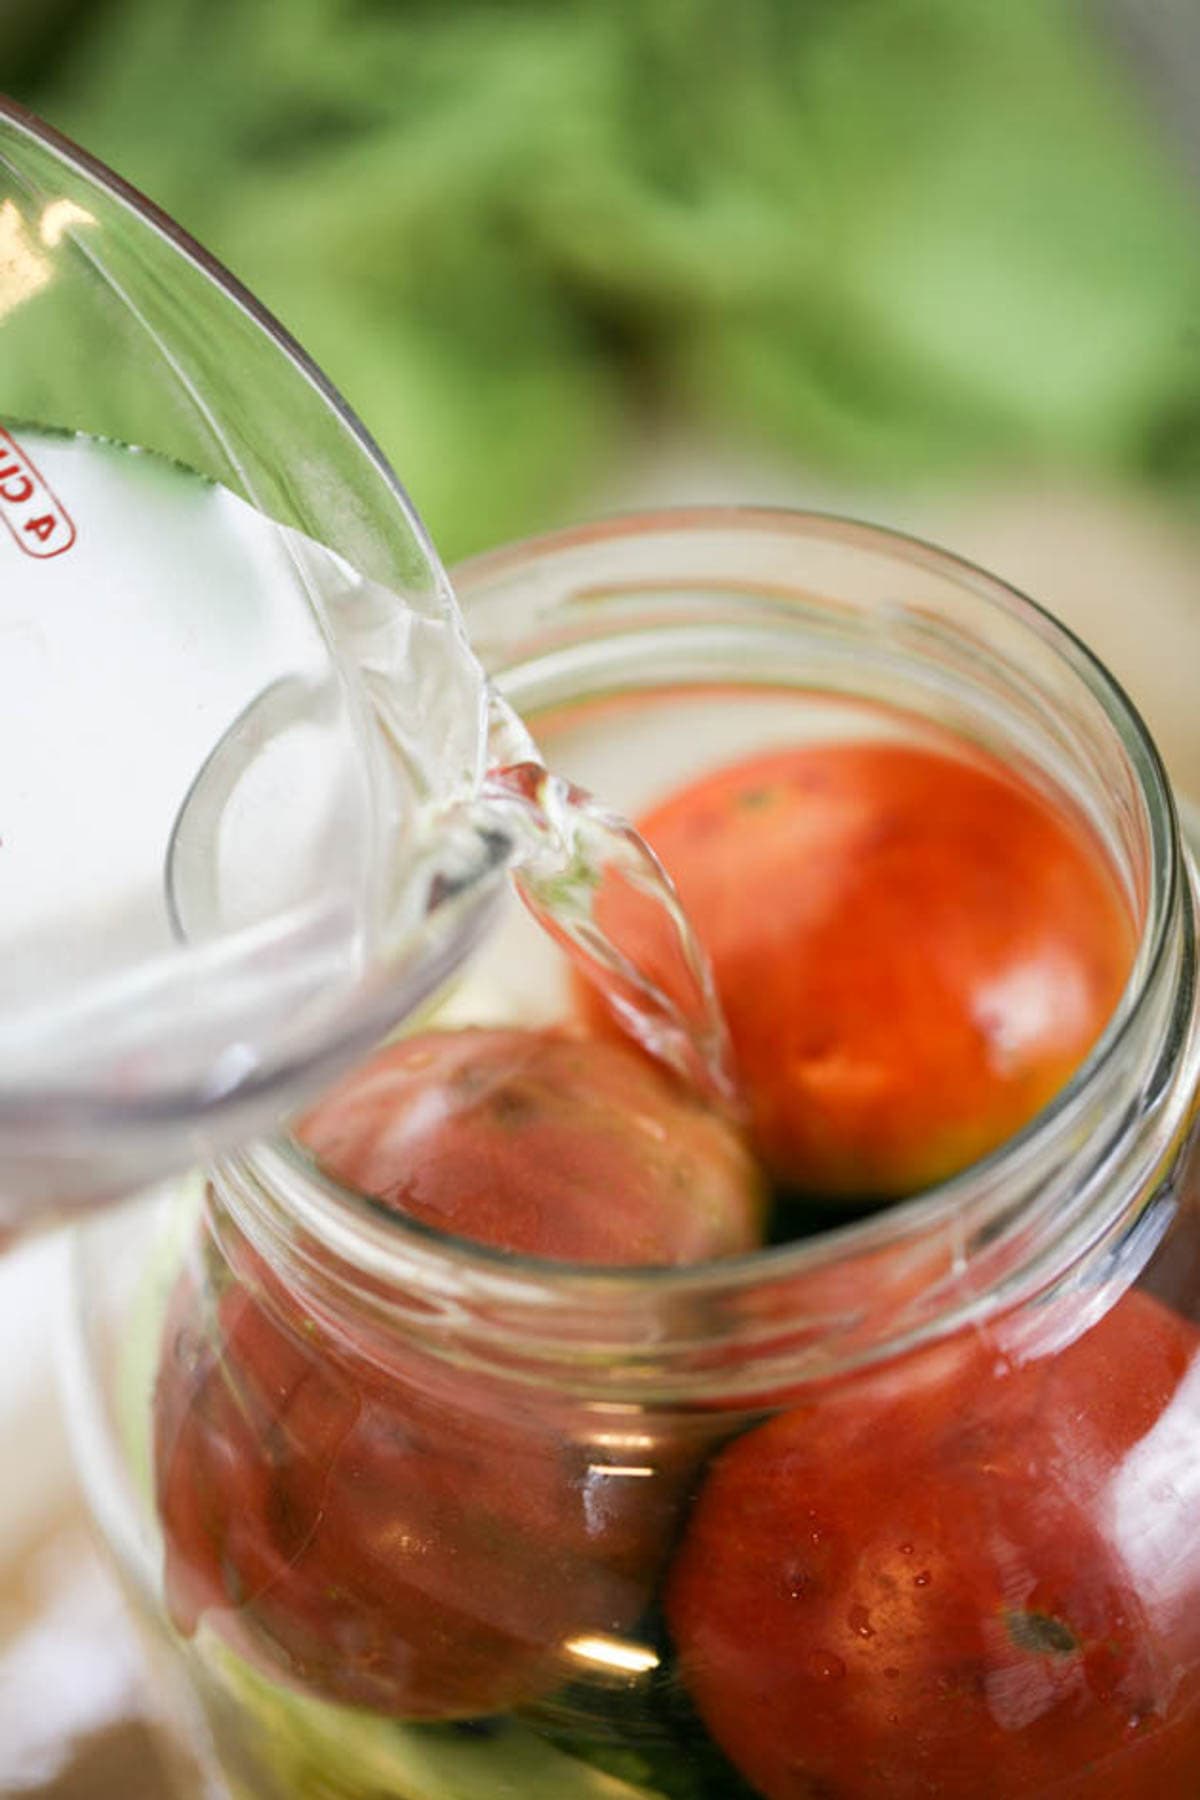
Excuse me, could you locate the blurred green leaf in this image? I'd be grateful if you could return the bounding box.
[14,0,1200,554]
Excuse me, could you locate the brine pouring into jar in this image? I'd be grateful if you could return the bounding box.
[2,427,1124,1212]
[0,425,735,1223]
[11,419,1189,1800]
[145,514,1200,1800]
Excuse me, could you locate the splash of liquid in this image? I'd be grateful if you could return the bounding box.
[475,696,737,1111]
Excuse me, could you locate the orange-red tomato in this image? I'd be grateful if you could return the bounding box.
[154,1028,762,1718]
[665,1287,1200,1799]
[588,740,1135,1197]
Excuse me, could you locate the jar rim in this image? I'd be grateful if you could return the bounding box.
[227,505,1190,1383]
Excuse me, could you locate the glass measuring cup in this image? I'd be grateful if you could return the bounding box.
[0,100,505,1225]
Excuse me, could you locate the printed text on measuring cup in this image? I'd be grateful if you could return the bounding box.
[0,427,76,559]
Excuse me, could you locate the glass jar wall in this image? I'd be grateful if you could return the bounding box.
[61,512,1200,1799]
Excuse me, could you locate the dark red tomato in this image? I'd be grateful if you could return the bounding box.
[298,1026,764,1265]
[586,741,1134,1197]
[665,1287,1200,1799]
[156,1252,692,1718]
[155,1027,763,1718]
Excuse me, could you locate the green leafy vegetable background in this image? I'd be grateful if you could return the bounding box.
[7,0,1200,558]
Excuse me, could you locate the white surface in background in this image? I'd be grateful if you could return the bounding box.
[0,1535,149,1790]
[0,1233,73,1560]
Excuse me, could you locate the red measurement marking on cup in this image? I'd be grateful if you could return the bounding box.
[0,428,76,559]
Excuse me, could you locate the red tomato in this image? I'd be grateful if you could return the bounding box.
[156,1254,692,1718]
[665,1288,1200,1798]
[155,1027,762,1718]
[587,741,1134,1197]
[298,1026,764,1265]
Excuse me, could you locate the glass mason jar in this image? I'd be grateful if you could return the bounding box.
[62,511,1200,1800]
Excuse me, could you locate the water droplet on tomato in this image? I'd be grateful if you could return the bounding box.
[848,1603,875,1639]
[782,1561,812,1601]
[913,1570,932,1588]
[898,1542,914,1556]
[807,1649,847,1681]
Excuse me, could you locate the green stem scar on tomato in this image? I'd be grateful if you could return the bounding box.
[154,1028,764,1719]
[665,1288,1200,1799]
[585,740,1135,1199]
